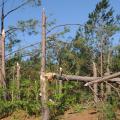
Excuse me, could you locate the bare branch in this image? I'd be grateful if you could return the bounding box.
[46,24,82,34]
[4,1,29,19]
[85,72,120,86]
[105,81,120,98]
[5,41,40,57]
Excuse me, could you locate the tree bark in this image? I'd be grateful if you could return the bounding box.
[0,40,2,87]
[85,72,120,86]
[40,9,49,120]
[45,73,120,83]
[54,74,98,81]
[59,67,62,94]
[100,36,104,98]
[1,29,6,87]
[106,49,111,95]
[12,66,15,101]
[0,0,6,100]
[93,62,98,103]
[16,62,20,100]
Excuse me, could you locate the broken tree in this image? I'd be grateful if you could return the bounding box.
[45,72,120,83]
[93,62,98,103]
[40,9,49,120]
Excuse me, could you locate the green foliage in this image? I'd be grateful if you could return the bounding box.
[111,45,120,72]
[0,100,41,118]
[97,102,117,120]
[72,103,84,113]
[17,19,39,35]
[1,0,120,119]
[97,94,119,120]
[46,81,93,119]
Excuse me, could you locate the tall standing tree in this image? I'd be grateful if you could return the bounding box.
[85,0,119,98]
[0,0,41,93]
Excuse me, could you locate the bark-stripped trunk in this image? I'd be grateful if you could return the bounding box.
[45,72,120,83]
[0,38,2,87]
[16,62,20,100]
[100,37,104,98]
[59,67,62,94]
[1,29,6,87]
[12,66,15,101]
[106,49,111,95]
[40,9,49,120]
[93,62,98,103]
[85,72,120,86]
[0,0,6,100]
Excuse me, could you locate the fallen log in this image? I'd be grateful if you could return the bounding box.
[84,72,120,86]
[45,72,120,83]
[110,78,120,82]
[45,72,99,82]
[54,74,99,82]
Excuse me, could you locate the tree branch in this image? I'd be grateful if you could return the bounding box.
[105,81,120,98]
[4,1,29,19]
[45,73,120,83]
[84,72,120,86]
[5,41,40,57]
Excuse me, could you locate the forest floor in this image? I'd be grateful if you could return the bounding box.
[59,108,98,120]
[0,109,98,120]
[1,109,120,120]
[60,108,120,120]
[0,110,40,120]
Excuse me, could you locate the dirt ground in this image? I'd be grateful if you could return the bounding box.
[59,109,98,120]
[0,109,98,120]
[0,110,40,120]
[1,109,120,120]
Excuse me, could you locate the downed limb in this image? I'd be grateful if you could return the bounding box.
[45,72,99,81]
[85,72,120,86]
[110,78,120,82]
[45,72,120,83]
[54,73,99,81]
[104,81,120,98]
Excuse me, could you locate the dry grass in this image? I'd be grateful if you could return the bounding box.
[1,110,41,120]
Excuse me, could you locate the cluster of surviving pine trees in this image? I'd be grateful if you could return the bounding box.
[0,0,120,119]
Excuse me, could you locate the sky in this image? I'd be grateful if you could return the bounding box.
[41,0,120,45]
[42,0,120,24]
[1,0,120,54]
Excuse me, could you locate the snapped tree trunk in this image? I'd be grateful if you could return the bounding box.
[93,62,98,103]
[12,66,15,101]
[59,67,63,94]
[1,29,6,88]
[0,39,2,87]
[0,0,6,100]
[106,49,111,95]
[40,9,49,120]
[45,72,120,83]
[16,62,20,100]
[100,37,104,98]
